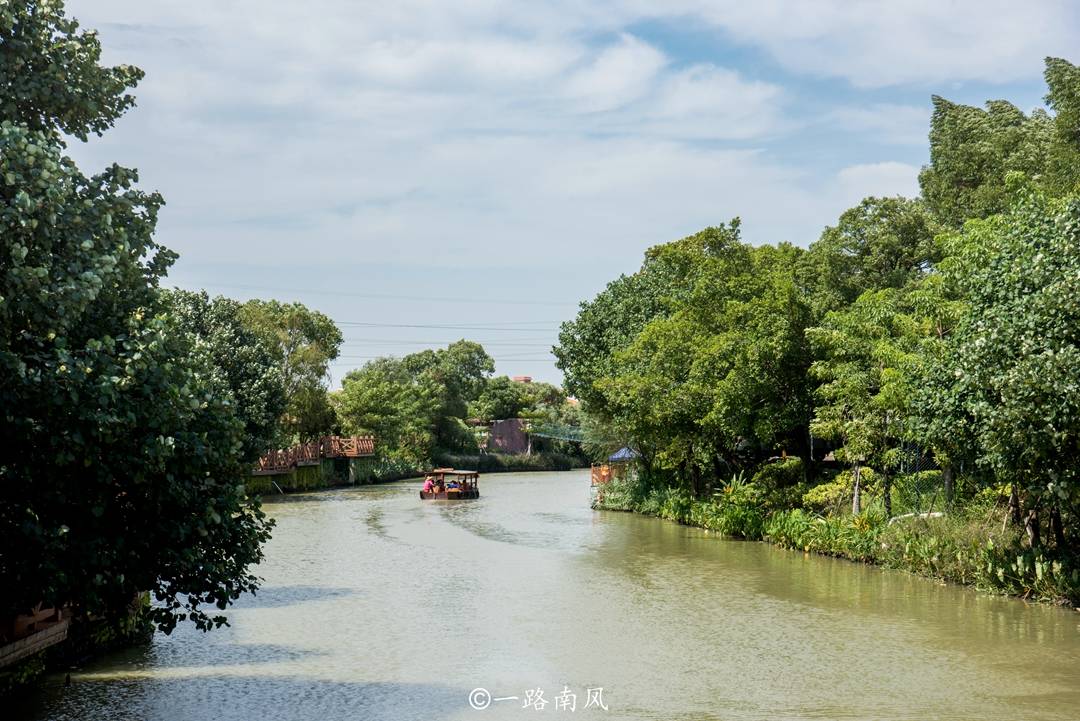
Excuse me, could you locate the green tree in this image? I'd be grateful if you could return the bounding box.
[401,340,493,450]
[808,289,922,515]
[163,290,286,460]
[470,375,529,422]
[554,235,696,412]
[1043,57,1080,196]
[0,2,271,631]
[913,178,1080,549]
[918,57,1080,227]
[798,196,942,318]
[337,341,495,461]
[592,225,813,495]
[337,356,442,464]
[239,299,342,441]
[0,1,143,140]
[469,376,566,422]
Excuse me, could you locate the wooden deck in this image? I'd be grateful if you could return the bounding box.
[253,435,376,475]
[0,606,71,669]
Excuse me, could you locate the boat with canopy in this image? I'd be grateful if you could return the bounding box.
[419,468,480,500]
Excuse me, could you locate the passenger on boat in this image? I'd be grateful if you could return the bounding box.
[422,476,435,493]
[448,480,460,490]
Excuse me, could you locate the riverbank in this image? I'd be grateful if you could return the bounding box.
[247,451,586,496]
[594,476,1080,608]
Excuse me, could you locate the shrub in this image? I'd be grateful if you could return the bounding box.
[764,509,816,550]
[802,467,878,513]
[752,457,804,490]
[890,470,944,515]
[876,500,1080,603]
[596,473,766,539]
[765,508,883,561]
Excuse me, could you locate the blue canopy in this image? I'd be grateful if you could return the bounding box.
[608,447,639,463]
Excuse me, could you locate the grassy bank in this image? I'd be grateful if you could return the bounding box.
[594,472,1080,606]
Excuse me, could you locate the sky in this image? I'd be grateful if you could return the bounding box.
[65,1,1080,386]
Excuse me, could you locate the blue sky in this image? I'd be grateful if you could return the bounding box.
[66,1,1080,385]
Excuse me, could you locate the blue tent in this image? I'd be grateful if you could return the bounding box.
[608,447,639,463]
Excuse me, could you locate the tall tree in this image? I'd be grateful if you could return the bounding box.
[163,290,286,460]
[0,1,271,631]
[798,196,941,318]
[918,57,1080,227]
[913,178,1080,549]
[470,375,530,422]
[808,289,925,515]
[591,225,813,494]
[239,299,342,441]
[338,356,442,465]
[554,226,701,413]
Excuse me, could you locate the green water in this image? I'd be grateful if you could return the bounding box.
[14,470,1080,720]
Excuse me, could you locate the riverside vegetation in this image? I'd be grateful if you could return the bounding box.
[568,57,1080,606]
[0,1,583,688]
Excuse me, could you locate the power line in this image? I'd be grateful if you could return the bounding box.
[335,321,561,332]
[339,319,560,326]
[180,282,577,307]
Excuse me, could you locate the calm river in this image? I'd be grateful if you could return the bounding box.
[14,470,1080,720]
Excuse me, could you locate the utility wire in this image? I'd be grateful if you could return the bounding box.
[181,282,577,307]
[336,321,561,332]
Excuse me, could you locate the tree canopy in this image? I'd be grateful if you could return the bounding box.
[559,55,1080,569]
[0,1,272,632]
[239,299,342,442]
[163,290,287,460]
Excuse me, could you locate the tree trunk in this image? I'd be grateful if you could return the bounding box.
[1009,483,1022,526]
[852,464,862,516]
[943,464,954,507]
[1024,508,1041,549]
[1050,506,1066,549]
[883,473,892,518]
[712,455,725,496]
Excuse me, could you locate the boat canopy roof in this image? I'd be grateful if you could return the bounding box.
[431,468,478,476]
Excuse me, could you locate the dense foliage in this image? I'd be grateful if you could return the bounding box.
[163,290,286,460]
[239,299,342,441]
[338,340,583,466]
[0,1,273,631]
[565,56,1080,603]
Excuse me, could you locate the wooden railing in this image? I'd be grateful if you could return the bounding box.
[591,464,613,486]
[253,435,375,475]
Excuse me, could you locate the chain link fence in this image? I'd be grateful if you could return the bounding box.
[891,445,944,515]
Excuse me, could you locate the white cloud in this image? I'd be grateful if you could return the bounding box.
[828,104,930,146]
[679,0,1080,87]
[835,161,922,206]
[645,64,783,139]
[563,34,667,112]
[59,0,1060,382]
